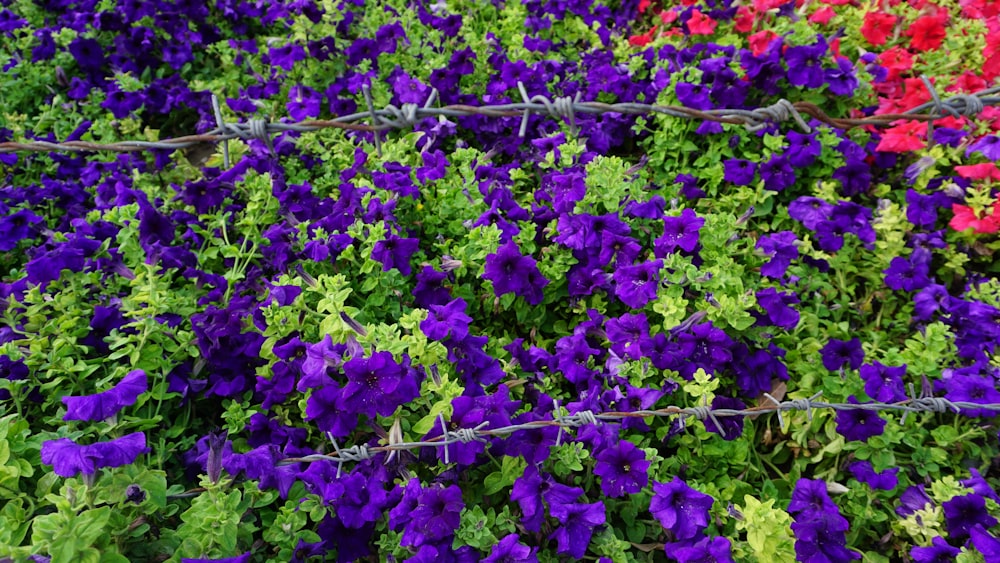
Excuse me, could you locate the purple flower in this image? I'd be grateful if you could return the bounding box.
[287,84,323,121]
[784,35,828,88]
[970,525,1000,559]
[412,266,451,307]
[756,231,799,278]
[548,501,606,559]
[40,432,149,478]
[785,131,821,168]
[847,461,898,491]
[788,478,840,521]
[759,154,796,191]
[704,396,745,440]
[613,260,663,309]
[905,189,943,229]
[967,135,1000,160]
[182,554,251,563]
[483,241,549,305]
[723,159,756,186]
[671,536,735,563]
[910,536,959,562]
[605,313,651,361]
[420,298,472,341]
[833,161,872,197]
[0,209,43,251]
[62,369,147,422]
[962,469,1000,503]
[821,337,864,371]
[676,82,712,110]
[860,361,907,403]
[896,485,933,517]
[755,288,800,330]
[945,374,1000,418]
[825,57,859,96]
[650,477,714,540]
[593,440,650,497]
[402,484,464,547]
[372,234,420,276]
[656,209,704,255]
[836,395,886,441]
[341,351,418,418]
[883,248,931,292]
[913,284,949,321]
[790,513,859,562]
[483,534,537,563]
[788,196,833,230]
[943,493,998,539]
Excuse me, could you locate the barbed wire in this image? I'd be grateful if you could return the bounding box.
[272,384,999,477]
[2,78,999,163]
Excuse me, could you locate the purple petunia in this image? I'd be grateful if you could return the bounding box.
[62,369,147,422]
[967,135,1000,160]
[371,234,420,276]
[860,361,907,403]
[756,231,798,278]
[848,461,898,491]
[820,338,864,372]
[483,534,537,563]
[656,209,704,255]
[910,536,959,562]
[759,154,796,192]
[40,432,149,479]
[649,477,714,540]
[341,351,418,419]
[613,260,663,309]
[755,288,800,330]
[483,241,549,305]
[593,440,650,497]
[723,159,756,186]
[548,501,606,559]
[943,493,998,539]
[420,298,472,341]
[836,395,886,441]
[883,248,931,292]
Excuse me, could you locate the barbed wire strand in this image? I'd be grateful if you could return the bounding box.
[4,79,999,157]
[273,388,997,471]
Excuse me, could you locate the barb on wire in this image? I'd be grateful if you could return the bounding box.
[4,83,1000,157]
[275,393,1000,472]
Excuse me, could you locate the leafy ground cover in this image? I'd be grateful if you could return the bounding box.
[2,0,1000,560]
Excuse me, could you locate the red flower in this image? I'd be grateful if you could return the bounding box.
[629,29,656,47]
[904,14,948,52]
[878,46,914,81]
[950,202,1000,234]
[809,6,835,24]
[639,0,653,13]
[875,121,926,153]
[686,9,717,35]
[734,6,755,32]
[860,12,897,46]
[748,30,779,57]
[955,163,1000,180]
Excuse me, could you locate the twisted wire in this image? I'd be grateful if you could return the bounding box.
[5,83,999,157]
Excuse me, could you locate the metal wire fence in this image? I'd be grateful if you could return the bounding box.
[2,77,998,166]
[272,386,997,477]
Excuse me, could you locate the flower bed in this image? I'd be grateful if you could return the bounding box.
[2,0,1000,561]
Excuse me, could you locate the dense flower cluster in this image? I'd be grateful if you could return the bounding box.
[2,0,1000,560]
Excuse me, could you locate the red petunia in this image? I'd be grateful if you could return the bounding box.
[904,14,948,52]
[878,46,914,81]
[860,12,898,46]
[639,0,653,13]
[734,6,755,33]
[875,121,926,153]
[629,29,656,47]
[950,202,1000,234]
[748,30,779,57]
[954,163,1000,180]
[809,6,835,24]
[686,9,717,35]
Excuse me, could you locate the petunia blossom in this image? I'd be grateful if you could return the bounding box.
[40,432,149,479]
[649,477,713,540]
[62,369,148,422]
